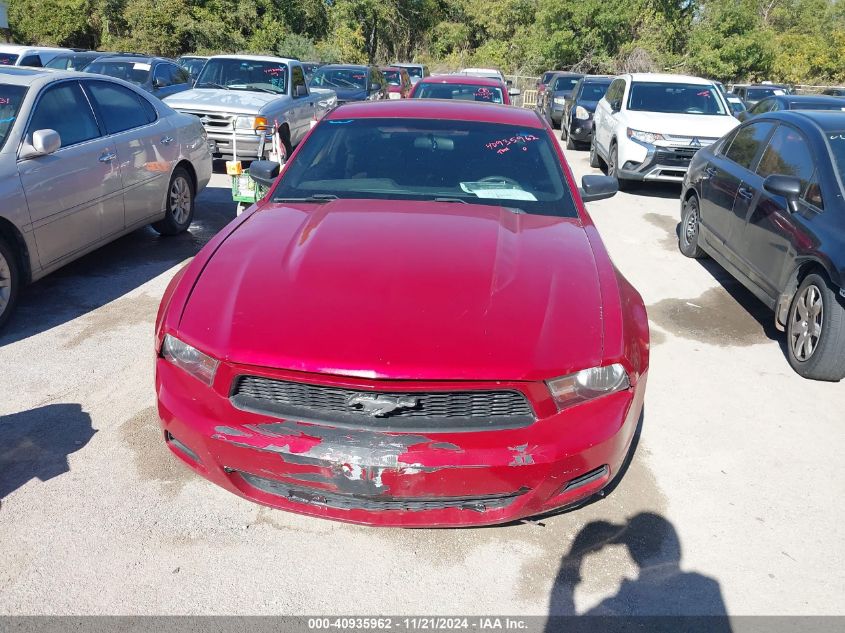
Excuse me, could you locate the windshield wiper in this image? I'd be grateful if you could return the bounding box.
[273,194,338,203]
[433,197,468,204]
[196,82,228,90]
[232,86,280,94]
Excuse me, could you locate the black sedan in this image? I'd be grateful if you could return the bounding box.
[544,71,584,128]
[739,94,845,121]
[85,55,192,99]
[309,64,389,103]
[560,75,612,149]
[680,111,845,381]
[735,84,791,107]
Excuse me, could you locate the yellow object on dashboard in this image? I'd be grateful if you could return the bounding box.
[226,161,243,176]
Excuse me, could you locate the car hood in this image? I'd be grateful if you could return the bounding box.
[163,88,287,114]
[178,200,605,381]
[624,110,739,137]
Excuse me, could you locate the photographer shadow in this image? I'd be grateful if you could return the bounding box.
[546,513,731,631]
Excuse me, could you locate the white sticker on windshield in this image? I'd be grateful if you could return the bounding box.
[133,63,151,71]
[773,89,785,95]
[460,182,537,201]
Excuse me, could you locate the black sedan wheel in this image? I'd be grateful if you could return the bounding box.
[679,195,707,259]
[786,273,845,381]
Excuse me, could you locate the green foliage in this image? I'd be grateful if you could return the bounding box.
[8,0,845,84]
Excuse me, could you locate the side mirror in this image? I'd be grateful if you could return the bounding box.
[20,129,62,159]
[610,100,621,113]
[763,174,802,213]
[249,160,281,188]
[579,174,618,203]
[295,84,308,97]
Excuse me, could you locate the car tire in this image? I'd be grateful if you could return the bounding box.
[278,126,293,162]
[589,137,602,168]
[679,194,707,259]
[0,235,20,330]
[785,273,845,381]
[607,142,633,191]
[152,167,195,236]
[565,128,577,150]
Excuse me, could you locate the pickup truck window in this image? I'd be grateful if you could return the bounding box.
[291,66,306,96]
[196,59,289,95]
[311,68,368,91]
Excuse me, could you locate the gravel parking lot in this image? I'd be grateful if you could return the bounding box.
[1,138,843,617]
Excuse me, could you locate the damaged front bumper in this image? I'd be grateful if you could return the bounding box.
[156,361,646,527]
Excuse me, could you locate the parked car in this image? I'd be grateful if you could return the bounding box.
[0,45,71,67]
[680,111,845,380]
[822,87,845,97]
[45,51,111,71]
[535,70,559,100]
[544,72,585,128]
[726,94,747,118]
[85,56,191,99]
[459,67,521,99]
[390,62,430,85]
[309,64,388,104]
[380,66,412,99]
[739,94,845,121]
[165,55,336,160]
[176,55,209,82]
[560,75,612,149]
[0,67,212,329]
[734,84,790,108]
[591,73,739,188]
[154,99,648,527]
[410,75,511,105]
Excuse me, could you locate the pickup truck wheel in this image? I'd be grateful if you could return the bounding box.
[786,273,845,381]
[152,167,195,236]
[278,128,293,161]
[0,235,20,330]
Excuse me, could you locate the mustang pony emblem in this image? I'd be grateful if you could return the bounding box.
[346,394,419,417]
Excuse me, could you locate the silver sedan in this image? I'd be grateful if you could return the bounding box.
[0,67,213,328]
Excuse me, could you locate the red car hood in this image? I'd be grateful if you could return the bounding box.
[178,200,604,381]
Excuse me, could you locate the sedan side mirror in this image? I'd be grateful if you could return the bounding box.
[20,128,62,159]
[249,160,281,188]
[763,174,802,213]
[579,174,618,202]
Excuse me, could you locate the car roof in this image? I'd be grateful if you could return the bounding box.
[418,75,504,87]
[0,66,72,84]
[209,54,297,64]
[320,64,370,70]
[769,110,845,131]
[780,95,845,106]
[627,73,714,85]
[327,99,544,127]
[91,55,168,64]
[581,75,614,81]
[550,71,584,78]
[0,44,70,53]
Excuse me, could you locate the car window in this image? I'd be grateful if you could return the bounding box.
[273,118,576,218]
[413,83,505,104]
[172,64,190,84]
[553,76,579,92]
[196,58,288,94]
[291,65,306,95]
[85,81,152,134]
[724,121,775,170]
[627,82,727,115]
[0,85,27,151]
[20,54,43,67]
[28,82,101,148]
[0,53,18,65]
[580,82,611,102]
[87,59,152,86]
[757,124,816,194]
[605,79,625,105]
[153,63,173,87]
[751,99,774,114]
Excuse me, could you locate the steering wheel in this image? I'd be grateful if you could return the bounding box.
[479,175,521,188]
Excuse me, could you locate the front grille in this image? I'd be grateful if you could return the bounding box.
[230,375,535,431]
[177,109,235,132]
[663,134,719,145]
[654,147,698,167]
[238,471,527,512]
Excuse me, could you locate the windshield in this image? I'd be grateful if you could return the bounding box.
[414,83,504,103]
[311,68,368,91]
[748,87,785,99]
[179,58,207,78]
[553,76,579,92]
[196,59,288,94]
[0,85,27,150]
[383,70,403,85]
[272,118,576,217]
[628,82,728,115]
[729,100,746,114]
[542,72,555,84]
[404,66,423,78]
[580,82,610,101]
[0,54,19,65]
[46,54,97,71]
[86,60,151,85]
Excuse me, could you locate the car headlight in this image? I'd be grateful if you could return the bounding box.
[554,97,566,106]
[234,116,268,131]
[318,95,337,109]
[161,334,219,385]
[575,105,590,120]
[546,364,630,409]
[627,128,665,144]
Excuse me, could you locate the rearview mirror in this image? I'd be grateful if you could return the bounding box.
[763,174,801,213]
[579,175,618,203]
[249,160,281,188]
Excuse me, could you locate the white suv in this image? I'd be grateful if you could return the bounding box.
[591,73,739,188]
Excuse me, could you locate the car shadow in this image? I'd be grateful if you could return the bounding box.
[627,182,682,199]
[0,179,235,347]
[0,403,95,504]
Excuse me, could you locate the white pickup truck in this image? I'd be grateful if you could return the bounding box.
[164,55,337,160]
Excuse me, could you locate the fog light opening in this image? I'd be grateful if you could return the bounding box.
[165,431,201,463]
[562,465,609,493]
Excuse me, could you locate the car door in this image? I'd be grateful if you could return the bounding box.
[740,123,820,296]
[83,79,178,231]
[699,121,774,251]
[17,80,123,267]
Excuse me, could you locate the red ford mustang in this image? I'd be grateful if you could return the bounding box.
[154,100,649,527]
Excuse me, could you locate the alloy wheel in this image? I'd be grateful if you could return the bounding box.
[684,200,699,246]
[0,250,10,316]
[790,284,824,362]
[169,176,192,225]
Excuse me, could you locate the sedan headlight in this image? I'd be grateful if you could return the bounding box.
[234,116,268,131]
[161,334,219,385]
[318,95,338,109]
[554,97,566,106]
[546,364,630,409]
[575,105,590,120]
[627,128,665,144]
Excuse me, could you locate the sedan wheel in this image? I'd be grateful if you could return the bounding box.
[786,273,845,381]
[0,236,20,330]
[152,167,195,236]
[679,195,707,259]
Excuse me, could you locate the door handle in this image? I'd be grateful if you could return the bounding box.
[98,151,117,163]
[160,136,174,145]
[737,186,754,200]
